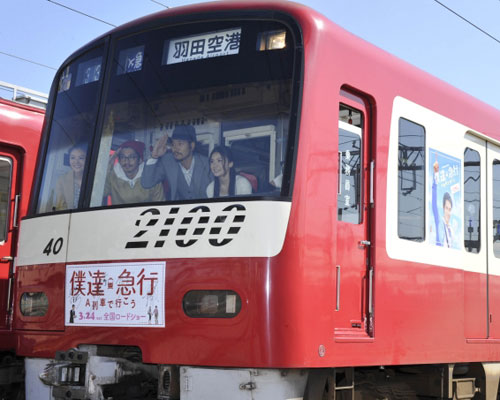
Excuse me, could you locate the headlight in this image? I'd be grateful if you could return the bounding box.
[257,30,287,51]
[183,290,241,318]
[20,292,48,316]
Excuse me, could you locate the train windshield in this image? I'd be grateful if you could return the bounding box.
[35,47,104,213]
[35,19,298,213]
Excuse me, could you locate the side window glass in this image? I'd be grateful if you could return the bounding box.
[36,47,104,213]
[338,105,363,224]
[0,158,12,243]
[493,159,500,258]
[464,148,481,253]
[398,118,425,241]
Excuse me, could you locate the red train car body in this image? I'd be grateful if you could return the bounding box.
[12,1,500,399]
[0,97,44,395]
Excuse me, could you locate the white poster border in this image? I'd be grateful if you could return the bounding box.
[65,261,166,328]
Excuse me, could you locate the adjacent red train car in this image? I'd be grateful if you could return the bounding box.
[0,92,44,397]
[13,1,500,399]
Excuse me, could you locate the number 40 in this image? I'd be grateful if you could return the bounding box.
[43,237,64,256]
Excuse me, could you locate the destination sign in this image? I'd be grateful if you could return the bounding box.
[164,28,242,65]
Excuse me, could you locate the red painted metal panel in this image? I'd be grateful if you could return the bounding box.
[464,271,487,339]
[0,100,44,349]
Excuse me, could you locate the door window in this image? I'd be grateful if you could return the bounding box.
[493,159,500,258]
[338,105,363,224]
[0,157,12,243]
[464,148,481,253]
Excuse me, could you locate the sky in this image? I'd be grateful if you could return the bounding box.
[1,0,500,110]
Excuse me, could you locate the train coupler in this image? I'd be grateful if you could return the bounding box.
[38,345,158,400]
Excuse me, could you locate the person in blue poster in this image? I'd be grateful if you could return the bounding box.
[429,149,462,249]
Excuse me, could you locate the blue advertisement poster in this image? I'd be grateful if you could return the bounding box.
[429,148,462,249]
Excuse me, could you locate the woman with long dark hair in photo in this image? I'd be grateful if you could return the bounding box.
[206,145,252,198]
[51,143,87,210]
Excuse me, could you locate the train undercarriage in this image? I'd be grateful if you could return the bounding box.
[3,345,498,400]
[0,352,24,400]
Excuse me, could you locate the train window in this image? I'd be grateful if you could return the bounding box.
[0,158,12,243]
[338,105,363,223]
[464,148,481,253]
[89,20,295,207]
[397,118,425,241]
[35,46,104,213]
[493,159,500,258]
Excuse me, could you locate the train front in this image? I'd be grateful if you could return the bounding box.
[14,2,307,399]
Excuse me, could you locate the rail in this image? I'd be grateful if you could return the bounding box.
[0,80,48,109]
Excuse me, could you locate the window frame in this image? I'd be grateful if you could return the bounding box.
[397,117,426,242]
[493,158,500,258]
[337,104,364,224]
[0,156,13,244]
[29,39,110,216]
[463,147,481,254]
[29,11,304,216]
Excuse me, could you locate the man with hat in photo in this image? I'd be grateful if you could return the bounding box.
[142,124,210,200]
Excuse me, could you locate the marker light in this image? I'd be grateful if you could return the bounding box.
[183,290,242,318]
[20,292,49,317]
[257,30,287,51]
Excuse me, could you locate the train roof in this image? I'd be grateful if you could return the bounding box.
[0,98,45,116]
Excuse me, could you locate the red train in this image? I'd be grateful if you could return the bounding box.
[12,1,500,399]
[0,90,45,398]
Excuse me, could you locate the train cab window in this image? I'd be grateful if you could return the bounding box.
[493,159,500,258]
[338,105,363,223]
[464,148,481,253]
[0,158,12,243]
[89,20,295,207]
[35,46,104,213]
[397,118,425,241]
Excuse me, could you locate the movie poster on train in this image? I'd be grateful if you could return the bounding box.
[428,148,462,250]
[65,261,165,327]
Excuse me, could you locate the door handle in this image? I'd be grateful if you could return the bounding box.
[358,240,371,248]
[370,160,375,205]
[0,256,13,263]
[336,265,341,311]
[13,194,20,228]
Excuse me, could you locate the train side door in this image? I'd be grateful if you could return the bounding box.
[334,94,372,338]
[0,150,20,330]
[486,142,500,338]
